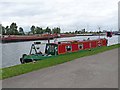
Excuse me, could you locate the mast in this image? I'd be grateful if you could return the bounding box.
[98,26,101,39]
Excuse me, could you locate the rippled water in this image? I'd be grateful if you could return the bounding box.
[2,36,119,68]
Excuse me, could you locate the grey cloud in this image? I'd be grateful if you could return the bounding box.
[0,2,55,17]
[0,0,119,32]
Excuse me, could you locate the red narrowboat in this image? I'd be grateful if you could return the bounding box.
[20,38,108,64]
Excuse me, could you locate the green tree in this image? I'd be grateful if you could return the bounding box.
[42,29,46,34]
[52,27,61,34]
[78,30,81,34]
[45,27,51,34]
[35,27,43,34]
[65,32,69,34]
[2,26,5,35]
[71,32,75,34]
[75,30,78,34]
[30,25,35,34]
[19,27,25,35]
[10,23,18,35]
[5,26,10,35]
[69,32,72,34]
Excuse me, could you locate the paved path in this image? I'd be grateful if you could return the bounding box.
[2,49,118,88]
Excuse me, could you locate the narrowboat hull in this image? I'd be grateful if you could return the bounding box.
[20,38,108,64]
[20,54,52,63]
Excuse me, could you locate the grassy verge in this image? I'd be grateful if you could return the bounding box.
[1,44,120,79]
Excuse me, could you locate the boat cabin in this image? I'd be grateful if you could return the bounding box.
[44,38,107,55]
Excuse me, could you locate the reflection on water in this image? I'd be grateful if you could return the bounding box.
[2,36,118,68]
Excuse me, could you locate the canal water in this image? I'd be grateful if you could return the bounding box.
[2,36,119,68]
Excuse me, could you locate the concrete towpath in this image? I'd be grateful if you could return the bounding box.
[2,49,118,88]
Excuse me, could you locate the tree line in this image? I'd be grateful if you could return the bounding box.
[2,23,25,35]
[1,22,103,35]
[1,22,61,35]
[29,25,61,35]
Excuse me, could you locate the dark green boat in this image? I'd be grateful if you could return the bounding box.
[20,42,58,64]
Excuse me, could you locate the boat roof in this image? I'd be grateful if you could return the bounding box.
[46,38,106,45]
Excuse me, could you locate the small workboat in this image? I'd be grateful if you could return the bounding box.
[20,38,108,64]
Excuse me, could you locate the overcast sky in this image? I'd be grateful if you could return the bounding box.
[0,0,119,32]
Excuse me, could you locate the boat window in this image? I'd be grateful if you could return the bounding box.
[49,45,55,52]
[66,45,72,51]
[78,44,83,49]
[46,45,55,52]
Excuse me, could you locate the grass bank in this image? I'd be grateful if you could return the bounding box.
[1,44,120,79]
